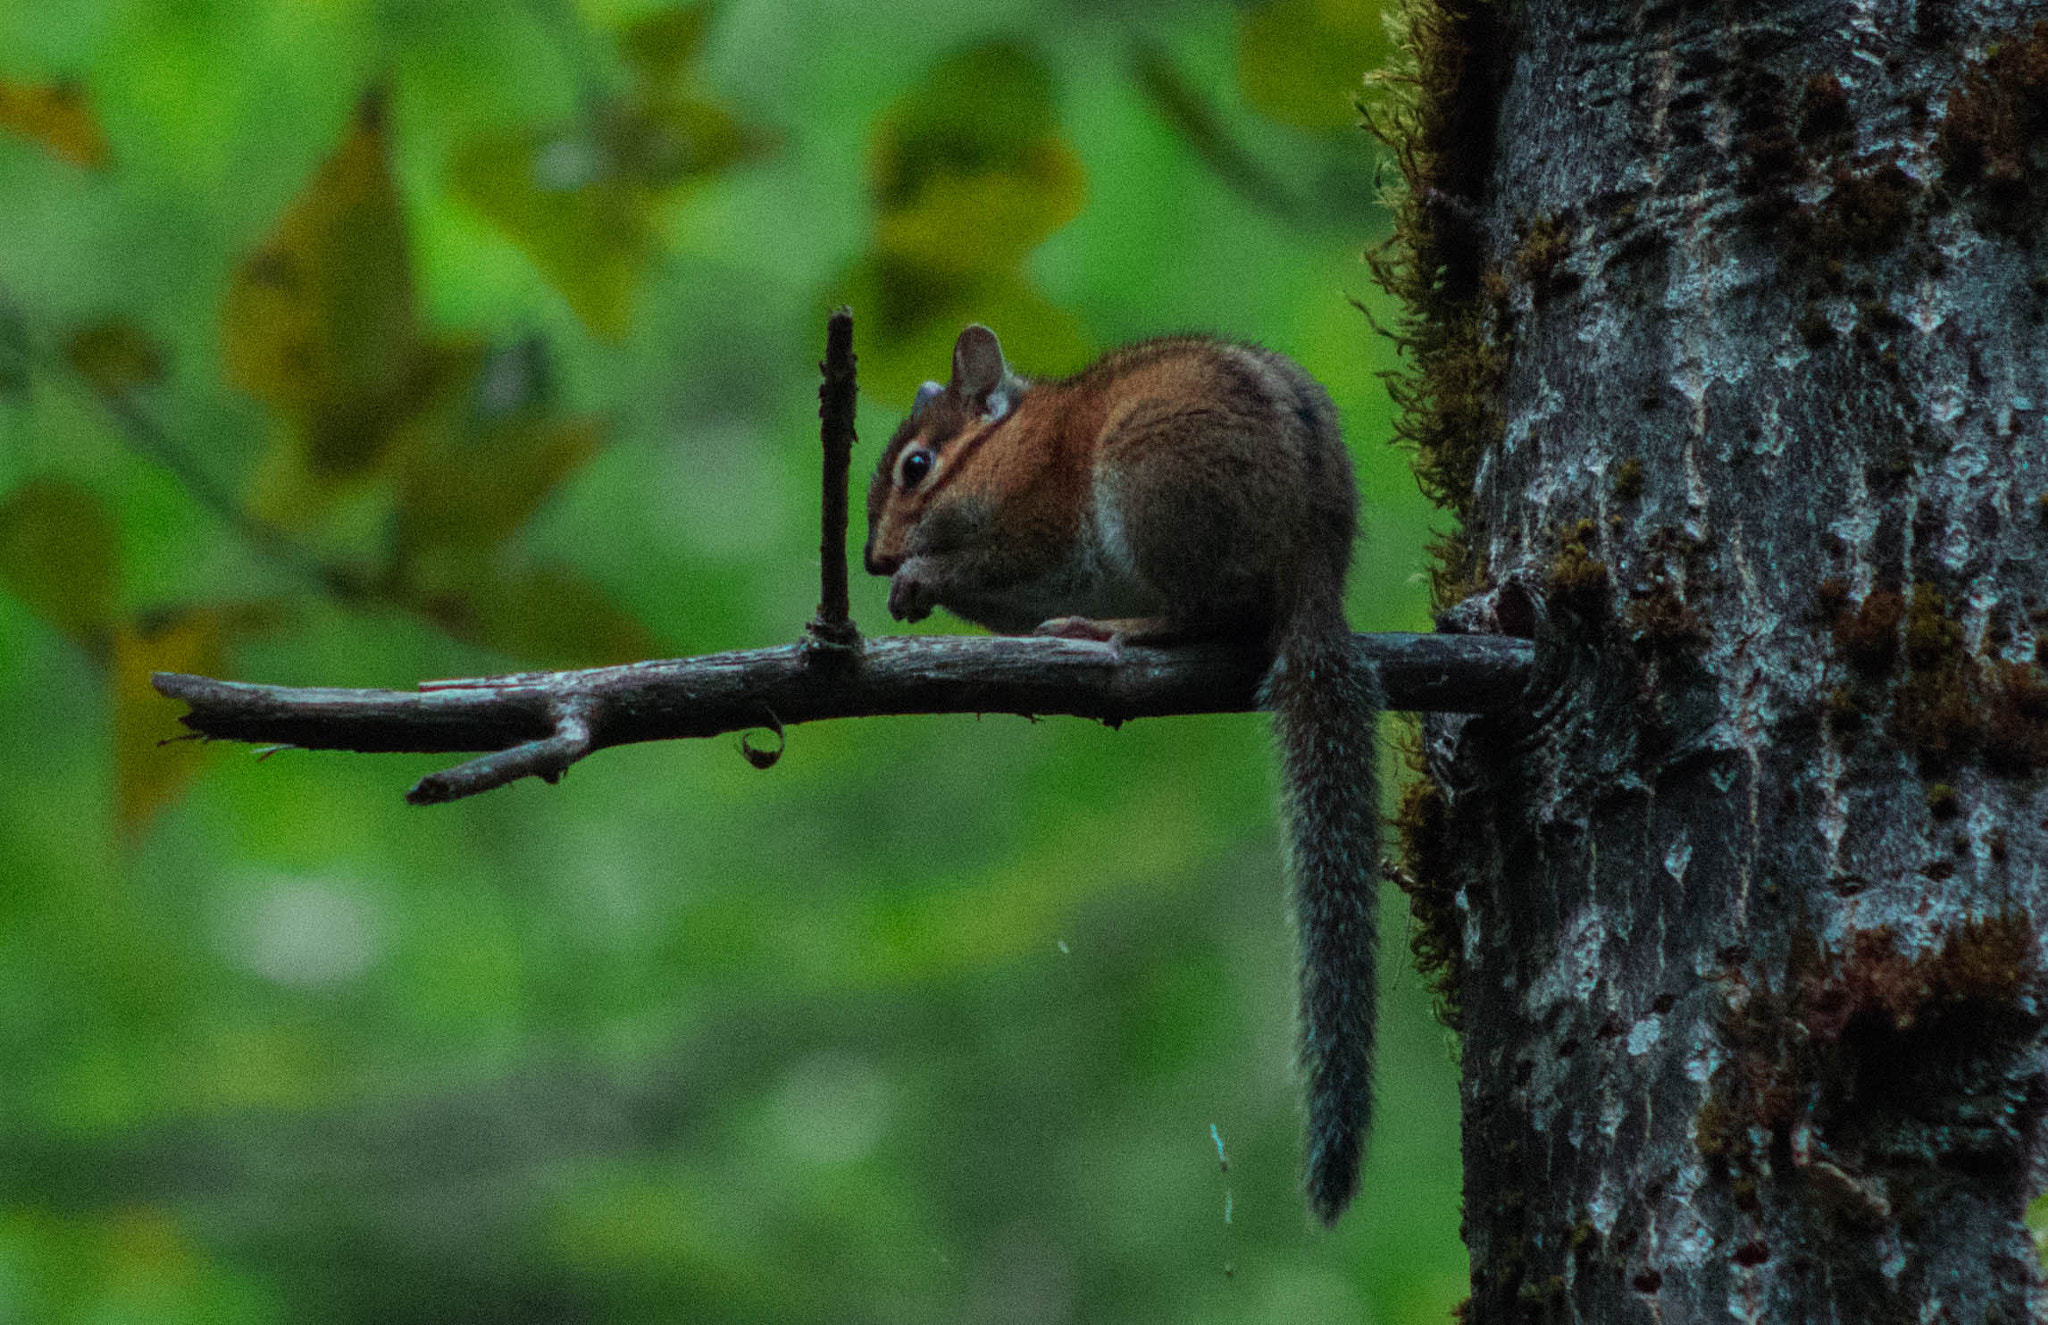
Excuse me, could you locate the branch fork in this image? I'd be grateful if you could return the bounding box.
[151,310,1535,803]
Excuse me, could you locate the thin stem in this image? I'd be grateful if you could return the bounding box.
[808,307,859,650]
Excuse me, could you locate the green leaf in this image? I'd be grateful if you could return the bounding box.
[1236,0,1394,130]
[872,43,1063,207]
[874,145,1084,275]
[842,42,1089,383]
[0,477,120,651]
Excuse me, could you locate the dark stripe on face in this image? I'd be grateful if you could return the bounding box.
[916,415,1009,505]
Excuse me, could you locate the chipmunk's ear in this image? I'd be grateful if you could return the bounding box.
[950,325,1018,422]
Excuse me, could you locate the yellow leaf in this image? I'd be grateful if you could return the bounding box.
[868,43,1084,275]
[398,409,605,558]
[450,127,653,339]
[64,318,167,396]
[616,94,771,188]
[828,261,1089,403]
[412,562,661,668]
[222,90,424,477]
[619,4,714,94]
[114,616,213,832]
[450,7,770,339]
[113,603,283,832]
[0,78,109,168]
[242,338,472,539]
[874,148,1085,274]
[871,44,1064,206]
[1236,0,1394,130]
[0,477,119,651]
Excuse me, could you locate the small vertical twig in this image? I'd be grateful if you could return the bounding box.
[807,307,860,653]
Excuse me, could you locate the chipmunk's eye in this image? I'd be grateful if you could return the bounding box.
[899,448,934,488]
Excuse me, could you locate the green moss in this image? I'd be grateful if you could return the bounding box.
[1826,582,2048,772]
[1931,916,2033,1004]
[1695,1097,1736,1159]
[1905,583,1963,667]
[1549,520,1610,613]
[1514,210,1574,298]
[1815,577,1850,621]
[1895,584,1976,768]
[1364,0,1508,609]
[1393,771,1465,1029]
[1926,782,1960,819]
[1856,298,1907,335]
[1625,534,1707,655]
[1367,0,1507,1029]
[1612,457,1644,501]
[1699,915,2040,1208]
[1626,583,1703,655]
[1734,66,1802,219]
[1825,685,1867,733]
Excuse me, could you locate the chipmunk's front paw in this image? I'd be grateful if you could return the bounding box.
[887,565,940,623]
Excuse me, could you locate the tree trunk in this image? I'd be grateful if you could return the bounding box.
[1385,2,2048,1319]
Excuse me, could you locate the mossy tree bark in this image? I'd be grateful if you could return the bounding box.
[1386,3,2048,1319]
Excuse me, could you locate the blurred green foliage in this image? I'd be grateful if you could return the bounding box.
[0,1,1461,1320]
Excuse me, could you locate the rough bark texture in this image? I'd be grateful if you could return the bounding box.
[1397,1,2048,1319]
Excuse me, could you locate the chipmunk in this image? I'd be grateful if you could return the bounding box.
[864,325,1383,1225]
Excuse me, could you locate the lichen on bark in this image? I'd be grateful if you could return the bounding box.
[1370,0,2048,1318]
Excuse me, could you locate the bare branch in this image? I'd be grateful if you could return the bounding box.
[407,697,597,804]
[153,630,1531,803]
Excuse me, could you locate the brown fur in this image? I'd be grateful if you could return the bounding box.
[865,326,1384,1224]
[866,333,1354,640]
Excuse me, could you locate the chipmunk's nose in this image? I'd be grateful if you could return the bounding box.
[864,543,899,577]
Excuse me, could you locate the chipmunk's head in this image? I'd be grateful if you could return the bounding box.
[863,325,1025,612]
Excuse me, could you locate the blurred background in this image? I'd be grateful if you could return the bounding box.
[0,0,1460,1319]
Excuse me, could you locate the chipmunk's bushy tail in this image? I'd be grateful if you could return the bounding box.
[1261,594,1383,1226]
